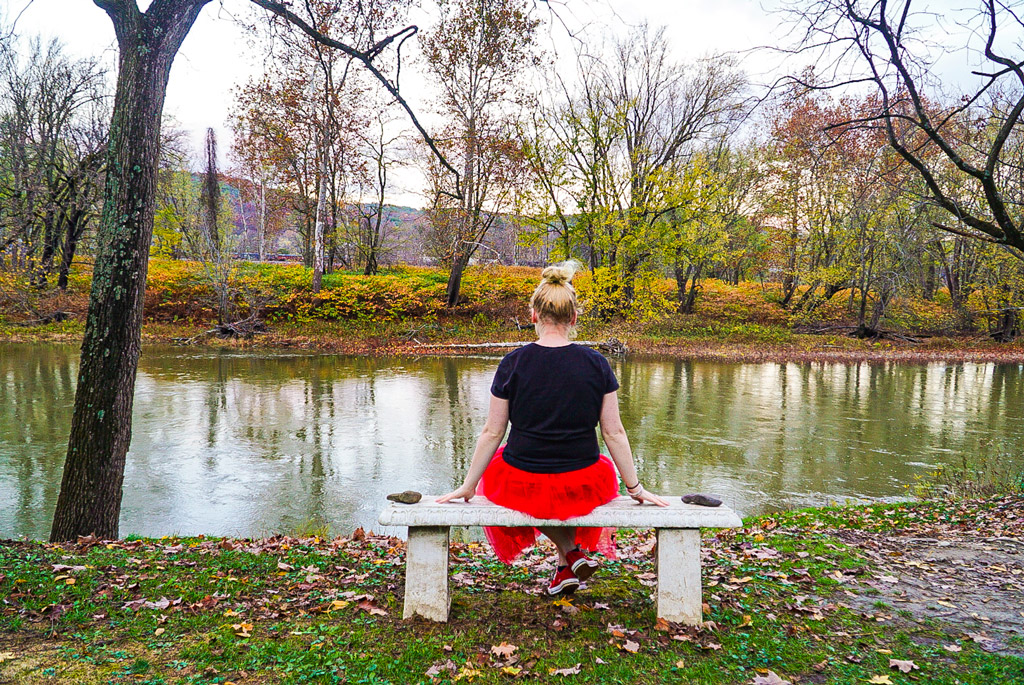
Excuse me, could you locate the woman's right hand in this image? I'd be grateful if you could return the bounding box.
[437,483,476,503]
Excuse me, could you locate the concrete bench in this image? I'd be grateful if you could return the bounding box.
[378,495,742,624]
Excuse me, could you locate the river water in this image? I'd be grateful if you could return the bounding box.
[2,343,1021,539]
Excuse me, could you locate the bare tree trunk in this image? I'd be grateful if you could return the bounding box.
[311,154,328,294]
[50,0,208,542]
[445,251,470,307]
[258,177,266,262]
[57,208,88,291]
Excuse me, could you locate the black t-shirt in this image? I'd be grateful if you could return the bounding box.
[490,343,620,474]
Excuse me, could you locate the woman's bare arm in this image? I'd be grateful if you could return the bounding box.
[599,391,669,506]
[437,395,509,503]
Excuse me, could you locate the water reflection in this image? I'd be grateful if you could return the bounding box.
[1,344,1021,540]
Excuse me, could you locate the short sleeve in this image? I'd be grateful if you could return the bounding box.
[600,355,619,394]
[490,355,513,399]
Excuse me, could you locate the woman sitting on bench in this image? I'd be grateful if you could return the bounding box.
[438,261,668,595]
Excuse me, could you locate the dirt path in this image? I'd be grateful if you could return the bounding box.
[837,530,1024,654]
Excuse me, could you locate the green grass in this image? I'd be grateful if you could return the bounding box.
[2,499,1022,683]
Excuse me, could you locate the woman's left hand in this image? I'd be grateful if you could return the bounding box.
[437,483,476,503]
[632,489,670,507]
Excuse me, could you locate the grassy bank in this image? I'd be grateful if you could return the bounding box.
[2,497,1022,684]
[4,260,1024,362]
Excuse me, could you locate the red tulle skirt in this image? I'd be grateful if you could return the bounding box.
[477,445,620,563]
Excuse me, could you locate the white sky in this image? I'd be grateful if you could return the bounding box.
[6,0,982,206]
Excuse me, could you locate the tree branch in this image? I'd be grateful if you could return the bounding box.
[248,0,463,200]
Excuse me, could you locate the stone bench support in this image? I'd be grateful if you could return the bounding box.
[378,496,741,625]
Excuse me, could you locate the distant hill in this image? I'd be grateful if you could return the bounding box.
[216,174,554,267]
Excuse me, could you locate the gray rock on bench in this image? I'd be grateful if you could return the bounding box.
[379,495,742,625]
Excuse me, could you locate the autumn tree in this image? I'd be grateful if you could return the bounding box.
[658,147,765,313]
[421,0,541,306]
[179,128,238,324]
[232,0,393,290]
[522,26,745,314]
[785,0,1024,257]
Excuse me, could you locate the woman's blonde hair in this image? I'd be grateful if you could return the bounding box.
[530,260,581,329]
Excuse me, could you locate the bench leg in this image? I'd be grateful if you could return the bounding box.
[656,528,702,625]
[403,526,450,621]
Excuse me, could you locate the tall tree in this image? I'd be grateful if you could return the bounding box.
[50,0,461,541]
[421,0,540,307]
[50,0,210,542]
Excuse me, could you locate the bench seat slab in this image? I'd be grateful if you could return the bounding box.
[379,496,742,529]
[403,526,450,621]
[656,528,702,625]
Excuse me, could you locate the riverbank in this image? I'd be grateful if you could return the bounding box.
[2,497,1021,684]
[5,317,1024,364]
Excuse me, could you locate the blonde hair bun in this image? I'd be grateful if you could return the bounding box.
[540,261,578,286]
[530,261,581,331]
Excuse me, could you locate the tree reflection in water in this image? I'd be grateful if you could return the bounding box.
[1,343,1021,539]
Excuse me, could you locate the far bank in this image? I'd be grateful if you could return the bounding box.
[3,260,1024,364]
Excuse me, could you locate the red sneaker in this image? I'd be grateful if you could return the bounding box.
[547,566,580,596]
[565,548,599,582]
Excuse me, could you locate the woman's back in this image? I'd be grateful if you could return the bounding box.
[491,343,619,473]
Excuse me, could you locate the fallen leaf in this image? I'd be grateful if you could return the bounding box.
[751,671,792,685]
[453,665,482,681]
[329,600,349,611]
[889,659,919,674]
[490,642,517,658]
[866,677,892,684]
[154,628,165,637]
[739,614,753,628]
[549,664,581,676]
[621,640,640,653]
[654,617,670,632]
[0,652,17,663]
[425,659,457,677]
[232,623,253,638]
[356,600,387,616]
[674,659,685,668]
[500,666,521,675]
[942,644,962,653]
[277,562,293,571]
